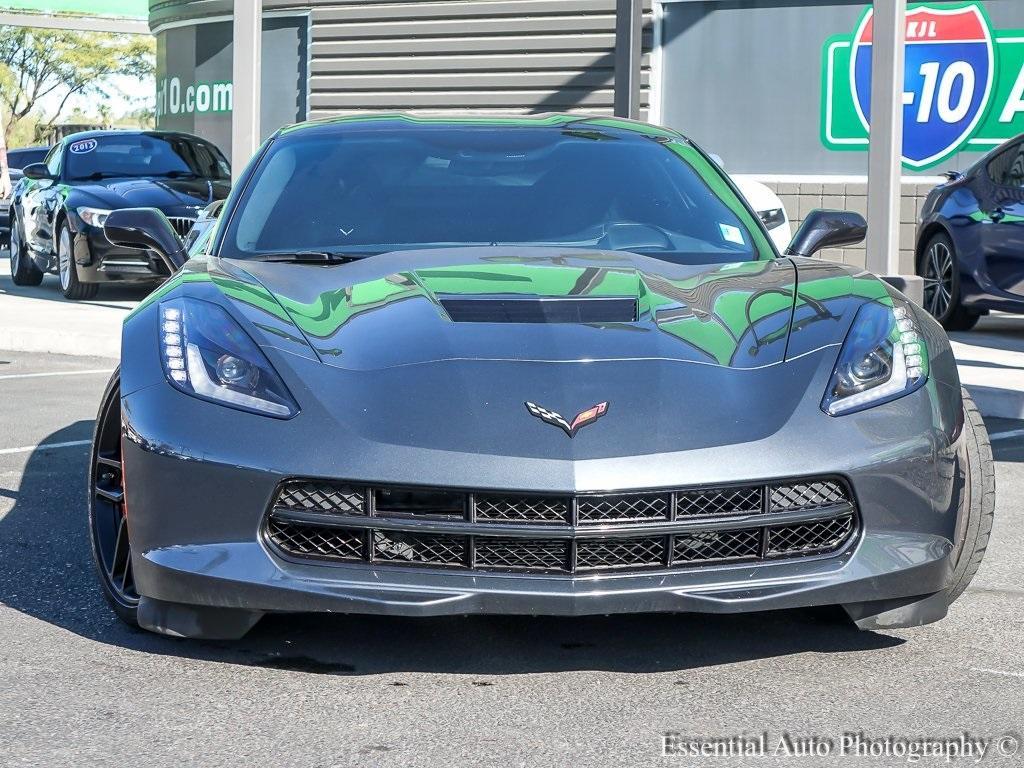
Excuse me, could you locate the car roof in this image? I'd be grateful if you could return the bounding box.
[59,129,212,144]
[274,112,685,143]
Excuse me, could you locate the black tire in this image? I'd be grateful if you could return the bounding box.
[88,370,140,627]
[8,215,44,286]
[56,219,99,300]
[947,388,996,603]
[918,232,980,331]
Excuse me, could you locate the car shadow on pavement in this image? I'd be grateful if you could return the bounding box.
[950,314,1024,356]
[0,422,904,676]
[1,253,155,309]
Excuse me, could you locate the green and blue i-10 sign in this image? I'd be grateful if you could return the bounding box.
[822,2,1024,170]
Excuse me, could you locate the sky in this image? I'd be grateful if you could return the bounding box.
[33,73,155,121]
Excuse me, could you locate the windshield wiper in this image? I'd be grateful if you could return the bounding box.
[251,251,370,264]
[70,171,136,181]
[155,171,202,179]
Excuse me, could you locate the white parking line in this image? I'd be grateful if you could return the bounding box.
[971,667,1024,679]
[990,429,1024,443]
[0,440,91,456]
[0,369,113,381]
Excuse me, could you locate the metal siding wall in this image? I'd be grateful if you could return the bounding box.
[154,0,654,119]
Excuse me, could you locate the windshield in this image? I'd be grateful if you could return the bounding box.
[65,133,230,182]
[220,127,773,264]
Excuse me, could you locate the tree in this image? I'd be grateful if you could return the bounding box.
[0,26,153,142]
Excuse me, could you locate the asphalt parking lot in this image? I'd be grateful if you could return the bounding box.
[0,349,1022,767]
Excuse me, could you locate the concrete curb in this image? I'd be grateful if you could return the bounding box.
[0,325,120,360]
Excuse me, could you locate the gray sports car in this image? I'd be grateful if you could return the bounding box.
[89,114,994,640]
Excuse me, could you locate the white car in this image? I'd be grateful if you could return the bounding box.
[731,177,792,253]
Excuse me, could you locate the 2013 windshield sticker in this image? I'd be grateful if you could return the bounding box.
[69,139,98,154]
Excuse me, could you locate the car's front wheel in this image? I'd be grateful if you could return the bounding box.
[56,220,98,300]
[947,388,996,603]
[9,215,43,286]
[88,370,140,628]
[918,232,980,331]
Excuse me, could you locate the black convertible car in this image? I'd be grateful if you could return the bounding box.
[8,130,230,299]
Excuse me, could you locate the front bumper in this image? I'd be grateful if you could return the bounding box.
[120,356,967,633]
[70,225,167,284]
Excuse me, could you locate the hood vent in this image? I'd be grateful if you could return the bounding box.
[439,296,638,324]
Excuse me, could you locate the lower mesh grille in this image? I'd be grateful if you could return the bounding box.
[577,537,665,570]
[266,518,364,560]
[373,530,465,567]
[767,515,855,556]
[265,477,858,573]
[578,494,669,524]
[673,529,762,563]
[475,538,567,570]
[475,495,567,524]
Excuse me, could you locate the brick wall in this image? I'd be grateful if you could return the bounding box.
[760,181,939,271]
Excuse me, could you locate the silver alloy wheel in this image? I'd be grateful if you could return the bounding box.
[9,217,19,274]
[58,226,71,291]
[922,241,954,319]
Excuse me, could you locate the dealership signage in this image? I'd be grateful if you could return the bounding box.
[156,78,233,119]
[822,2,1024,169]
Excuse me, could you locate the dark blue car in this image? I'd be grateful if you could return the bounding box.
[916,134,1024,330]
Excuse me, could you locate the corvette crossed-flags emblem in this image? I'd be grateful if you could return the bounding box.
[524,401,609,438]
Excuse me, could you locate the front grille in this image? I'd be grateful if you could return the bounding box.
[475,537,567,570]
[264,477,858,574]
[266,517,364,560]
[767,515,855,556]
[770,480,847,511]
[276,481,365,515]
[166,216,197,239]
[372,530,466,567]
[476,495,567,524]
[673,528,762,563]
[577,537,665,570]
[678,486,763,517]
[578,493,669,524]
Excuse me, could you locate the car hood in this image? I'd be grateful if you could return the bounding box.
[75,177,229,213]
[140,249,891,458]
[226,247,804,371]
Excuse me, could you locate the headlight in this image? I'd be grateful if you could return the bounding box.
[77,207,112,228]
[758,208,786,230]
[821,298,929,416]
[159,297,299,418]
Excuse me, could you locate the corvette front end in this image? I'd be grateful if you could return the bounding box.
[108,248,966,639]
[89,114,991,640]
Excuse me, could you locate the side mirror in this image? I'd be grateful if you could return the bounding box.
[785,209,867,257]
[22,162,54,181]
[103,208,187,272]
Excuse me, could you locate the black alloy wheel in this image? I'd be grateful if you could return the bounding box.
[88,371,140,625]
